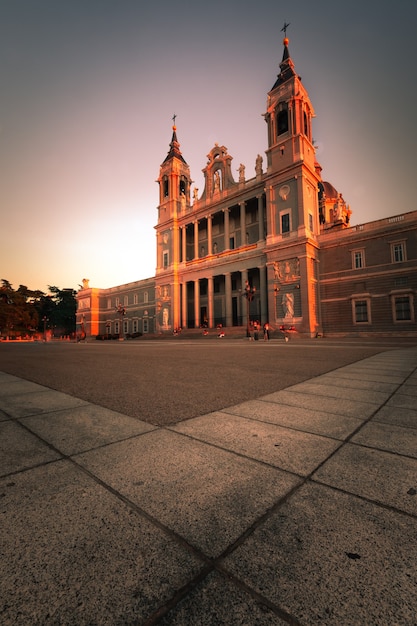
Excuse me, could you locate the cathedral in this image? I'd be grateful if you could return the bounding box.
[76,35,417,339]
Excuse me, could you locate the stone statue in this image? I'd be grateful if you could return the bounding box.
[282,292,294,318]
[214,170,220,191]
[162,307,169,328]
[255,154,263,176]
[238,163,245,182]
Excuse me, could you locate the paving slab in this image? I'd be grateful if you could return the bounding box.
[0,378,48,397]
[386,392,417,411]
[19,403,156,455]
[0,420,62,475]
[0,460,203,625]
[0,388,88,418]
[74,429,301,558]
[224,398,363,439]
[314,369,406,385]
[351,420,417,458]
[371,404,417,429]
[283,380,393,404]
[157,570,288,625]
[223,482,416,626]
[261,388,379,419]
[312,443,417,515]
[171,411,341,475]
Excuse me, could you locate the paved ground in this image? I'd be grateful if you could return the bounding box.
[0,338,416,624]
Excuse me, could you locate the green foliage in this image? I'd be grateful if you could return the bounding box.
[0,280,76,338]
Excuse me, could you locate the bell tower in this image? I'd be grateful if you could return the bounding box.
[155,119,191,332]
[264,29,315,177]
[264,29,322,337]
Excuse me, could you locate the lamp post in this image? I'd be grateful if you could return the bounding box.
[116,304,126,340]
[243,280,256,338]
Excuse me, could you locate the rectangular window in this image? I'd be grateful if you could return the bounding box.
[392,242,405,263]
[308,213,313,232]
[353,300,369,323]
[133,294,138,305]
[281,213,290,234]
[143,319,149,333]
[115,297,120,307]
[163,251,169,269]
[229,236,235,250]
[124,295,128,306]
[352,250,364,269]
[107,298,111,309]
[132,319,138,333]
[123,320,128,334]
[144,291,148,303]
[394,296,411,321]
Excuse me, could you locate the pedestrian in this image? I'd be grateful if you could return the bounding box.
[263,322,270,340]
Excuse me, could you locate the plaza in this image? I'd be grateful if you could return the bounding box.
[0,338,416,624]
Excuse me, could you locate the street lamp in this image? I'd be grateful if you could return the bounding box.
[116,304,126,340]
[243,280,256,338]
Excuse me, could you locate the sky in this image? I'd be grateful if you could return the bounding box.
[1,0,416,293]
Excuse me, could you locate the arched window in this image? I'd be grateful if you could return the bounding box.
[304,111,309,137]
[277,104,289,136]
[179,177,186,196]
[163,177,169,197]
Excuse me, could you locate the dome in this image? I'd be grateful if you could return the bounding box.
[321,181,338,199]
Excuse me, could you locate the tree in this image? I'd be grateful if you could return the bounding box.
[0,280,39,338]
[0,280,77,339]
[47,286,77,336]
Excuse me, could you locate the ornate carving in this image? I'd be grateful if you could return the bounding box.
[273,258,300,282]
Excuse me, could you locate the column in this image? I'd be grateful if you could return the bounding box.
[181,226,186,263]
[207,215,212,255]
[224,208,230,250]
[224,272,232,327]
[208,276,214,328]
[259,265,267,324]
[181,281,187,329]
[266,186,276,237]
[240,201,246,246]
[194,279,200,328]
[194,221,199,259]
[257,194,265,241]
[241,269,248,328]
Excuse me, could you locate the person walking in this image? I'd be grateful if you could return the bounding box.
[263,322,270,341]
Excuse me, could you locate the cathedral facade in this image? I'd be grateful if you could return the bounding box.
[77,37,417,339]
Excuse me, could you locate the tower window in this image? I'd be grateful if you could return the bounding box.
[179,178,186,195]
[277,105,289,136]
[281,212,290,234]
[163,177,169,197]
[163,251,169,269]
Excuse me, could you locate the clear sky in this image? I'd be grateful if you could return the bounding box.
[1,1,416,293]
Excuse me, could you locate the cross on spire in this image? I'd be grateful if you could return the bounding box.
[172,113,177,126]
[281,22,290,36]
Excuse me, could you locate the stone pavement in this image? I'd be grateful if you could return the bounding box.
[0,347,416,625]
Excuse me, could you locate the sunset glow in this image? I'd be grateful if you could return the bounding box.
[0,1,415,292]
